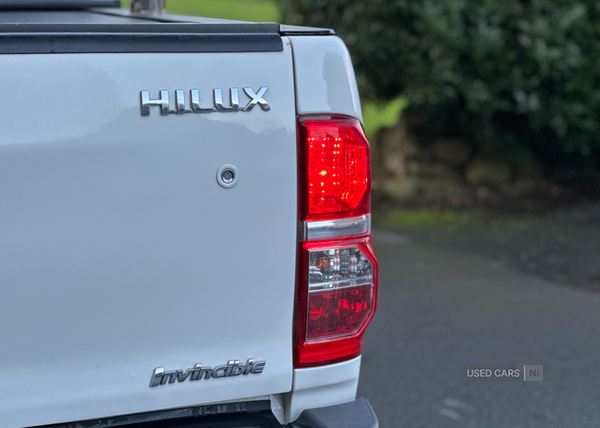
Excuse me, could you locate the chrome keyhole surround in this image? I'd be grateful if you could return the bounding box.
[217,164,239,188]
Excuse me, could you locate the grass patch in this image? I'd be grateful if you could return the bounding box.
[373,208,543,234]
[374,209,487,230]
[120,0,279,22]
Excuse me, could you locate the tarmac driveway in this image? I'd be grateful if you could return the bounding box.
[358,230,600,428]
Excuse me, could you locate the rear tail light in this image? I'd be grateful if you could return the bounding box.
[295,115,378,368]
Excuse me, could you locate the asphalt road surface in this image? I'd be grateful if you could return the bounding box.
[358,231,600,428]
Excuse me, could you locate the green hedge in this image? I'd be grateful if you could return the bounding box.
[280,0,600,180]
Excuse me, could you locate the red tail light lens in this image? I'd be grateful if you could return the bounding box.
[295,114,378,369]
[307,286,373,339]
[299,116,371,221]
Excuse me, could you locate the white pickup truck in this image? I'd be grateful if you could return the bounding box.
[0,1,379,427]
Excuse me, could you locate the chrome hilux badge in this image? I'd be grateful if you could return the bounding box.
[149,359,266,387]
[140,87,270,116]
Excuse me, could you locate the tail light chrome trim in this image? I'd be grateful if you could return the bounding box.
[302,214,371,242]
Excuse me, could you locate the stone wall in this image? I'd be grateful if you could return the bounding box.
[371,116,544,203]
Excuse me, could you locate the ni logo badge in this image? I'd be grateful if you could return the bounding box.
[140,87,270,116]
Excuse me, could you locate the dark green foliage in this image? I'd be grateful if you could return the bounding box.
[280,0,600,180]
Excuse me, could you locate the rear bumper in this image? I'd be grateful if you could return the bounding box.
[167,398,379,428]
[291,398,378,428]
[41,398,377,428]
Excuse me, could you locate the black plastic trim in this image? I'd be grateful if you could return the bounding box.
[279,24,335,36]
[0,23,283,54]
[0,1,120,10]
[39,401,273,428]
[32,398,378,427]
[292,398,379,428]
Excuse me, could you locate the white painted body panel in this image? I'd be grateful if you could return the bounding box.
[290,36,363,122]
[0,43,298,428]
[0,31,366,427]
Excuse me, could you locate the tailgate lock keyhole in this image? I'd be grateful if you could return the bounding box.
[217,164,239,188]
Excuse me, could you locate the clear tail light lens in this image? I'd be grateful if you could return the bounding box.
[308,246,374,293]
[295,237,378,368]
[307,242,375,339]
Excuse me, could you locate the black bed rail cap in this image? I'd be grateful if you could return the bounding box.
[91,8,335,36]
[0,22,284,54]
[0,0,121,10]
[0,22,281,34]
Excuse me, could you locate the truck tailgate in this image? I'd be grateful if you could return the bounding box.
[0,44,297,427]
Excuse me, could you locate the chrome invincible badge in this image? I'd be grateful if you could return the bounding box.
[140,87,270,116]
[149,359,266,387]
